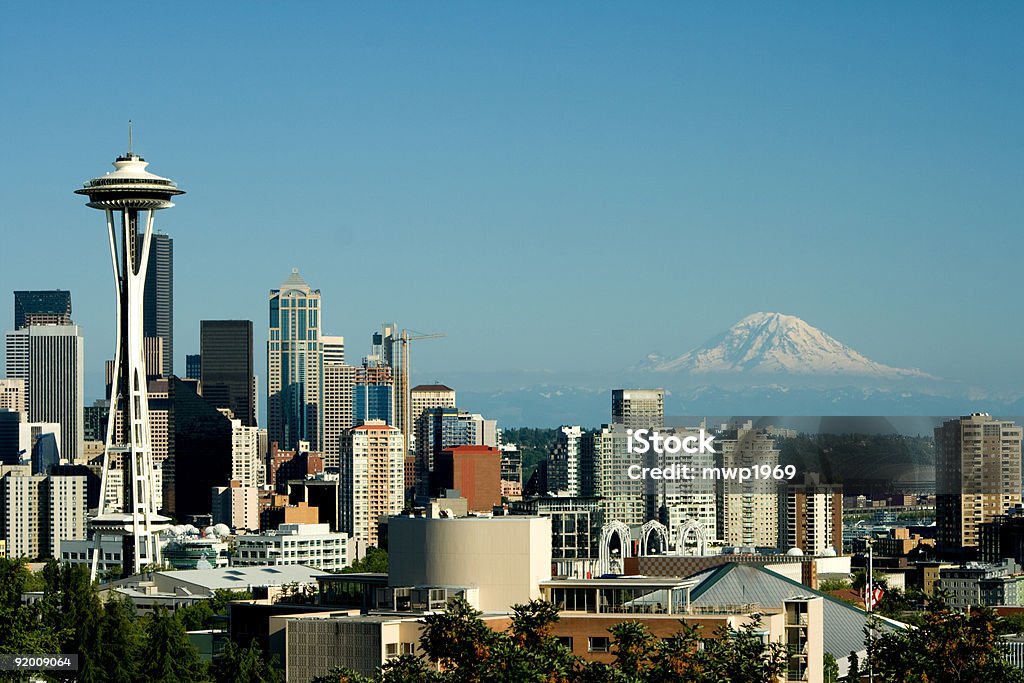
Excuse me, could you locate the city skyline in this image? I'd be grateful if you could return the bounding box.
[3,4,1024,417]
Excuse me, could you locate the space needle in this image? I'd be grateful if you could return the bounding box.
[75,127,184,578]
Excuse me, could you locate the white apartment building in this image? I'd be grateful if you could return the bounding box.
[234,523,352,571]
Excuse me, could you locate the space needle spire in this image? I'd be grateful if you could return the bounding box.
[75,131,184,579]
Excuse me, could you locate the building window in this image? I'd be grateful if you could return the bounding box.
[588,637,610,653]
[557,637,573,650]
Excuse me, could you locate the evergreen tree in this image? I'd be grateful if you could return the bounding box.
[212,639,283,683]
[142,607,210,683]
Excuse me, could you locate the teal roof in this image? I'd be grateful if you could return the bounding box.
[688,562,905,658]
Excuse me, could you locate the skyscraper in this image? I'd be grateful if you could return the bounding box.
[547,425,582,496]
[144,232,173,377]
[14,290,72,330]
[353,361,394,426]
[717,423,780,548]
[781,473,843,555]
[201,320,256,427]
[322,336,355,468]
[339,420,405,547]
[611,389,664,429]
[936,413,1023,552]
[5,325,85,462]
[268,269,323,452]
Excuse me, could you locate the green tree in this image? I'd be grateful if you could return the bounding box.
[846,651,860,682]
[824,652,840,683]
[142,607,210,683]
[95,597,144,682]
[418,597,496,680]
[212,639,283,683]
[609,621,656,680]
[0,558,60,655]
[696,618,787,683]
[868,601,1024,682]
[310,667,375,683]
[342,547,388,574]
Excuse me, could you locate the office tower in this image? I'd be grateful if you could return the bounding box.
[268,269,322,452]
[201,320,256,426]
[353,361,394,426]
[611,389,664,429]
[339,420,404,547]
[780,473,843,555]
[716,423,780,548]
[170,378,233,520]
[547,426,583,496]
[185,354,201,380]
[500,443,523,498]
[6,325,85,462]
[143,336,164,378]
[76,145,182,577]
[936,413,1023,552]
[416,407,498,496]
[14,290,72,330]
[230,418,264,487]
[433,445,502,512]
[83,399,109,443]
[322,336,355,469]
[0,379,25,417]
[0,411,18,464]
[410,383,456,462]
[144,232,173,377]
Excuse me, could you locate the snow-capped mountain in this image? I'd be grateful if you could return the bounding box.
[647,312,934,379]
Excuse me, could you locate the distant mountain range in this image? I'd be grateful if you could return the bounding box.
[644,312,934,380]
[444,313,1023,427]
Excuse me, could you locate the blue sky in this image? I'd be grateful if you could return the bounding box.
[2,3,1023,404]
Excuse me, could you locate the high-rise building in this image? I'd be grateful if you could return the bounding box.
[185,354,201,380]
[717,422,780,549]
[433,445,502,512]
[548,426,582,496]
[410,384,455,486]
[353,361,394,426]
[0,470,47,559]
[268,269,322,452]
[14,290,72,330]
[0,411,19,465]
[211,480,259,531]
[780,473,843,555]
[0,379,25,418]
[0,467,87,560]
[5,325,85,461]
[48,471,88,558]
[500,443,523,499]
[611,389,664,429]
[171,378,233,519]
[143,232,173,377]
[936,413,1023,552]
[416,407,497,497]
[409,384,456,432]
[201,320,256,427]
[322,336,355,469]
[229,418,264,487]
[339,420,404,547]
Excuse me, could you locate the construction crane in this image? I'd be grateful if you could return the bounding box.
[390,328,446,452]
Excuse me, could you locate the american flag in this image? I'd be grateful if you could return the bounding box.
[866,580,885,611]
